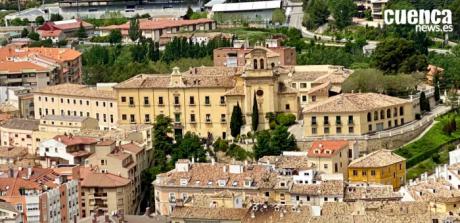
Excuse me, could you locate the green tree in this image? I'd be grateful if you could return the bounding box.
[226,143,250,161]
[77,23,87,39]
[450,0,460,38]
[419,92,431,113]
[152,114,174,166]
[252,93,259,132]
[331,0,355,29]
[269,125,297,153]
[230,102,243,138]
[108,29,122,45]
[28,31,39,41]
[128,18,140,42]
[185,6,194,19]
[254,130,272,159]
[434,75,441,102]
[20,28,29,38]
[213,137,229,152]
[35,16,44,25]
[372,38,427,74]
[50,14,63,22]
[272,9,286,24]
[173,132,206,162]
[276,113,296,127]
[303,0,330,29]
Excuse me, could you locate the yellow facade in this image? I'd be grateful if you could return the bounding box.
[115,48,299,139]
[348,161,406,189]
[304,93,415,136]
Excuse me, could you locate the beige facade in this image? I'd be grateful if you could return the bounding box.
[38,115,99,133]
[0,119,39,154]
[115,47,299,138]
[307,140,350,180]
[303,93,415,136]
[33,84,118,130]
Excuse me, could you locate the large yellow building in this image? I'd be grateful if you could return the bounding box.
[114,47,298,138]
[348,149,406,189]
[303,93,415,136]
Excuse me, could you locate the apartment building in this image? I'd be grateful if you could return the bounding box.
[98,18,216,43]
[0,167,80,223]
[0,202,19,223]
[73,167,135,217]
[115,47,298,138]
[0,47,82,84]
[303,93,415,136]
[348,149,406,189]
[38,135,98,168]
[307,140,350,180]
[38,115,99,134]
[0,146,27,165]
[85,140,148,212]
[0,119,39,153]
[33,84,118,130]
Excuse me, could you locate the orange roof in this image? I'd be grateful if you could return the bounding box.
[307,140,349,158]
[0,47,81,63]
[102,18,214,31]
[120,143,143,154]
[0,178,41,196]
[38,29,63,37]
[53,135,98,146]
[0,61,49,73]
[79,167,131,188]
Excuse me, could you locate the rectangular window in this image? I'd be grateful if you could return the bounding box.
[302,95,307,102]
[221,114,226,122]
[110,115,114,123]
[336,127,341,134]
[348,115,353,124]
[291,83,297,88]
[130,114,135,123]
[129,97,134,105]
[336,116,341,125]
[353,170,358,176]
[401,118,405,125]
[312,128,317,134]
[324,116,329,125]
[324,127,330,134]
[175,114,181,123]
[300,83,307,88]
[368,124,372,131]
[174,96,180,105]
[189,96,195,105]
[144,97,149,105]
[285,104,290,110]
[145,114,150,123]
[206,114,211,122]
[190,114,196,123]
[362,170,367,176]
[312,116,317,125]
[371,170,376,176]
[158,96,164,105]
[122,114,127,120]
[205,96,210,105]
[348,126,354,133]
[220,96,225,105]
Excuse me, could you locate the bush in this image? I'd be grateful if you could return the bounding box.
[226,143,250,161]
[213,137,228,152]
[432,153,441,164]
[276,113,296,127]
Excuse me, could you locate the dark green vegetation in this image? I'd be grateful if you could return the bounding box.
[395,113,460,179]
[253,126,297,159]
[230,103,244,138]
[82,37,230,84]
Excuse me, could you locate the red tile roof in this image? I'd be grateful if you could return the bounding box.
[102,18,213,31]
[53,135,98,146]
[38,29,63,37]
[307,140,349,158]
[78,167,131,188]
[0,61,49,73]
[0,178,41,196]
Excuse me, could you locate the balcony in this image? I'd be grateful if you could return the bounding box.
[128,103,135,107]
[169,197,176,203]
[143,104,151,107]
[205,119,212,124]
[311,122,317,126]
[348,120,354,125]
[221,119,227,123]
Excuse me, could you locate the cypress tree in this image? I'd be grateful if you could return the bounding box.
[128,18,140,42]
[434,75,440,102]
[252,93,259,131]
[230,102,243,138]
[420,92,427,112]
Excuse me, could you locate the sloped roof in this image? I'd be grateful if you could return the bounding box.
[1,119,39,131]
[307,140,349,158]
[349,149,405,168]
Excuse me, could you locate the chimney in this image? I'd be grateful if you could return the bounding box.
[211,158,215,165]
[27,167,32,179]
[8,167,14,178]
[144,207,151,216]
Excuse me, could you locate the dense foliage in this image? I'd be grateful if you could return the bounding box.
[253,126,297,159]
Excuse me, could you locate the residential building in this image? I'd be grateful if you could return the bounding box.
[355,0,389,20]
[348,149,406,189]
[0,167,80,223]
[0,202,19,223]
[0,47,82,84]
[38,135,98,168]
[115,47,299,138]
[0,146,27,165]
[38,115,99,133]
[153,159,278,216]
[73,166,135,217]
[159,32,233,49]
[307,140,351,179]
[0,119,39,153]
[85,140,148,213]
[344,183,402,202]
[213,41,296,67]
[303,93,415,136]
[37,19,94,41]
[33,84,118,130]
[289,180,344,206]
[98,18,216,43]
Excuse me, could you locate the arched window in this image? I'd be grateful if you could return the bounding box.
[253,59,258,69]
[260,59,264,69]
[374,111,378,121]
[387,109,391,118]
[380,110,384,119]
[367,112,372,122]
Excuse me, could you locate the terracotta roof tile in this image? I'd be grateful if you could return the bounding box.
[79,167,131,188]
[0,61,50,73]
[53,135,98,146]
[34,83,115,99]
[348,149,405,168]
[307,140,349,158]
[1,119,39,131]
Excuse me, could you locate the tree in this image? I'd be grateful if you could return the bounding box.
[230,102,243,138]
[20,28,29,38]
[331,0,355,29]
[372,38,427,74]
[77,23,87,39]
[254,130,272,159]
[35,16,45,25]
[269,125,297,153]
[451,0,460,38]
[128,18,140,42]
[303,0,330,29]
[152,114,174,166]
[251,93,259,132]
[172,132,206,162]
[276,113,296,127]
[28,31,39,41]
[226,143,250,161]
[213,137,229,152]
[434,75,441,102]
[272,9,286,24]
[50,14,63,22]
[109,29,122,45]
[185,6,194,19]
[419,92,430,113]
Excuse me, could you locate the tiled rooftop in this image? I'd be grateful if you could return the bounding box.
[79,167,131,188]
[258,155,312,170]
[303,93,410,113]
[348,149,405,168]
[53,135,98,146]
[404,178,460,203]
[307,140,349,158]
[344,184,402,201]
[1,118,39,131]
[34,83,116,99]
[290,180,344,196]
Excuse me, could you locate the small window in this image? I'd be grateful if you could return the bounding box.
[205,96,210,105]
[174,96,180,105]
[189,96,195,105]
[285,104,290,110]
[158,96,164,105]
